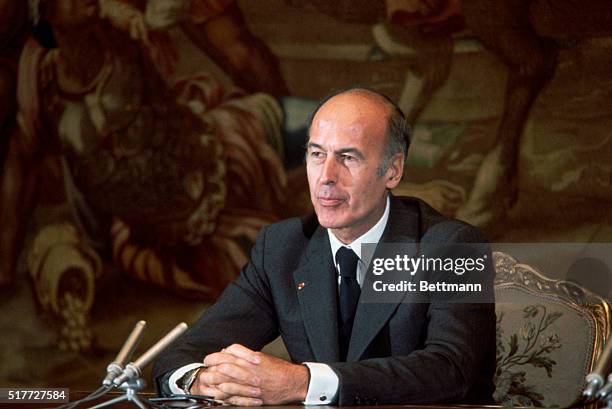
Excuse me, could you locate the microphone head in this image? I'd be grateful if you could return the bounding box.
[111,323,187,387]
[102,362,124,386]
[112,363,141,386]
[583,383,600,400]
[596,374,612,400]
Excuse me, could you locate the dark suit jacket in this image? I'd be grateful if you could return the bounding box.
[153,195,496,405]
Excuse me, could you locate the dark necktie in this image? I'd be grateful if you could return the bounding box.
[336,246,361,361]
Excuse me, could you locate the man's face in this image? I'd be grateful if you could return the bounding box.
[306,93,403,243]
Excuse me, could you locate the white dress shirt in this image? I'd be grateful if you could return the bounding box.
[303,195,390,404]
[169,196,391,404]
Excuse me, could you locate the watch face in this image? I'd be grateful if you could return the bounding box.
[182,368,203,392]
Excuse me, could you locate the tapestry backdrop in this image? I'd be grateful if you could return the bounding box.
[0,0,611,392]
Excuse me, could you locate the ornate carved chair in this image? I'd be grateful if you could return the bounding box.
[493,251,612,407]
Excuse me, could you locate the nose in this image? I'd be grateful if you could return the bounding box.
[320,155,338,185]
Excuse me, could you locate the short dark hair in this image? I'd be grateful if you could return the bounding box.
[307,87,410,176]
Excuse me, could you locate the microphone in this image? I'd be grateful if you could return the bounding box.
[597,374,612,401]
[103,320,147,386]
[584,337,612,399]
[113,322,188,386]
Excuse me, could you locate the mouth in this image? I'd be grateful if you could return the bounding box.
[317,196,345,207]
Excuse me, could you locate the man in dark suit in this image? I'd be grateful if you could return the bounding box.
[153,88,496,406]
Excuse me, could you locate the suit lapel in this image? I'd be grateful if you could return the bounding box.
[347,196,421,361]
[293,226,340,362]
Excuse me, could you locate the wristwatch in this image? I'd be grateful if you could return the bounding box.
[179,367,204,394]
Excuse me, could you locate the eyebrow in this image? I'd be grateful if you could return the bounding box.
[307,142,365,160]
[306,142,323,151]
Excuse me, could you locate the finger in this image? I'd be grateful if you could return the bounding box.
[203,352,255,368]
[225,396,263,406]
[215,363,260,386]
[216,381,261,398]
[191,383,229,400]
[203,351,233,366]
[197,367,234,386]
[224,343,262,364]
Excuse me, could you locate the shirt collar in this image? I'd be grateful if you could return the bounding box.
[327,195,390,262]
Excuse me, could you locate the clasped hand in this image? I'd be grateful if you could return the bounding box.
[191,344,309,406]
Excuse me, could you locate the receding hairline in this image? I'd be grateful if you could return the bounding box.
[312,88,396,123]
[306,87,410,171]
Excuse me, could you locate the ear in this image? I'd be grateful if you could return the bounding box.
[384,153,404,189]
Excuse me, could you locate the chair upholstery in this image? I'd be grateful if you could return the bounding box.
[493,252,611,407]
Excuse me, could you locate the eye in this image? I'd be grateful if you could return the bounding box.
[309,150,325,161]
[341,154,356,163]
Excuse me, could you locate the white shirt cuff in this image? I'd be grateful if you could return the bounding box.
[302,362,339,405]
[168,363,206,395]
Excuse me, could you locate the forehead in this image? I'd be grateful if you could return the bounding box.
[309,93,390,149]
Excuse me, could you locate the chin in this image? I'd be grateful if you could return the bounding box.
[316,212,348,230]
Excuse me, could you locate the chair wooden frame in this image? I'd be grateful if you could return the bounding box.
[493,251,612,407]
